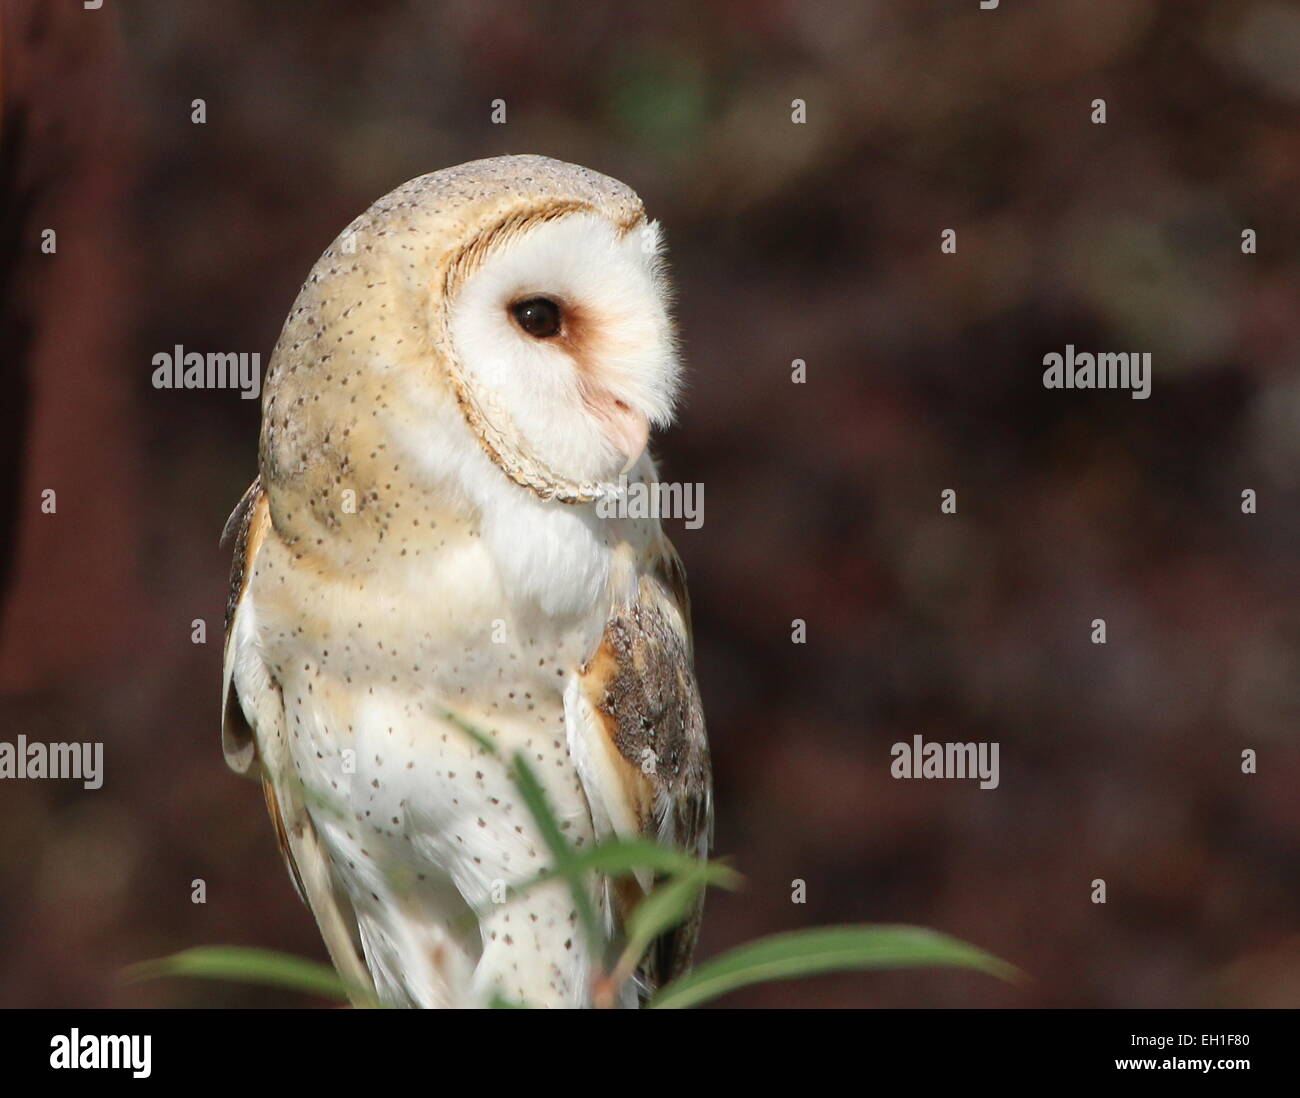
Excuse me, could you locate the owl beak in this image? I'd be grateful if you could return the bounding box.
[607,401,651,474]
[583,383,651,474]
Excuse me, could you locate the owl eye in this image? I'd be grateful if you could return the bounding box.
[510,297,563,339]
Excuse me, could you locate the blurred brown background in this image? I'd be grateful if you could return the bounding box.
[2,0,1299,1007]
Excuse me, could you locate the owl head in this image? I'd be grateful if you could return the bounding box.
[261,155,681,514]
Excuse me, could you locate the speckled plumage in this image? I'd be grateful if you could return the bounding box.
[222,155,711,1008]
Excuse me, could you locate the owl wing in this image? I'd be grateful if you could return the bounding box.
[220,479,375,1003]
[564,533,713,997]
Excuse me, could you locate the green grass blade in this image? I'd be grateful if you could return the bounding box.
[438,707,500,756]
[513,839,739,899]
[508,752,603,952]
[648,925,1023,1009]
[124,946,350,1002]
[621,868,712,966]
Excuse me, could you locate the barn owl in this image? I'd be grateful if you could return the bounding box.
[221,155,711,1009]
